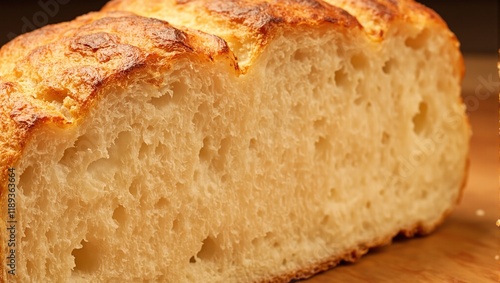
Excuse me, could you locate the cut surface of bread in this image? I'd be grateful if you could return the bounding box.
[0,0,469,282]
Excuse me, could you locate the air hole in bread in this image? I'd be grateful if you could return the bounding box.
[155,143,168,158]
[199,136,215,162]
[129,177,140,197]
[404,28,430,50]
[256,209,264,217]
[59,134,95,166]
[353,95,363,106]
[155,197,169,209]
[140,125,156,146]
[343,153,357,167]
[75,134,94,152]
[334,68,349,88]
[292,103,303,116]
[313,117,326,130]
[196,236,220,261]
[420,190,428,199]
[382,59,395,74]
[353,81,365,105]
[26,260,35,274]
[23,227,33,242]
[116,131,133,147]
[381,132,390,145]
[320,215,329,225]
[314,136,330,161]
[328,187,342,202]
[19,166,35,196]
[176,182,183,190]
[149,81,186,109]
[59,147,77,167]
[350,53,368,70]
[249,138,257,150]
[213,137,231,171]
[193,102,210,128]
[366,102,372,111]
[86,158,112,179]
[264,232,274,240]
[112,205,127,228]
[412,101,428,134]
[39,89,66,105]
[138,142,151,159]
[72,239,99,273]
[292,49,308,61]
[189,256,196,263]
[110,131,132,158]
[193,170,200,183]
[172,216,180,232]
[45,229,56,243]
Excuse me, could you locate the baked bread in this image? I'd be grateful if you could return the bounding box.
[0,0,469,282]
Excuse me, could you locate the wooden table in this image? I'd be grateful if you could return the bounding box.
[305,55,499,283]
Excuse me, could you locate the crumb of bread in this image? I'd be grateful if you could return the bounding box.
[475,209,485,217]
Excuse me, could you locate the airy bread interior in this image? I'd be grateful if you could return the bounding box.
[12,22,467,282]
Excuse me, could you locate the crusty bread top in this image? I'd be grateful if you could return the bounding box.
[0,0,460,190]
[102,0,450,42]
[0,11,234,186]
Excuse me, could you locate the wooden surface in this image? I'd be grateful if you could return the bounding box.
[304,55,499,283]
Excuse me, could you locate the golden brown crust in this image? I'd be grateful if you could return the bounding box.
[101,0,461,71]
[106,0,361,30]
[322,0,449,38]
[102,0,364,70]
[196,0,360,32]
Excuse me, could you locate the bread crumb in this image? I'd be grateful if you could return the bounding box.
[496,219,500,227]
[495,255,499,261]
[475,209,485,217]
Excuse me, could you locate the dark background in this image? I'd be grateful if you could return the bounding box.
[0,0,498,54]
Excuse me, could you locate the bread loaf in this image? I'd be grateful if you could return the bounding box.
[0,0,469,282]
